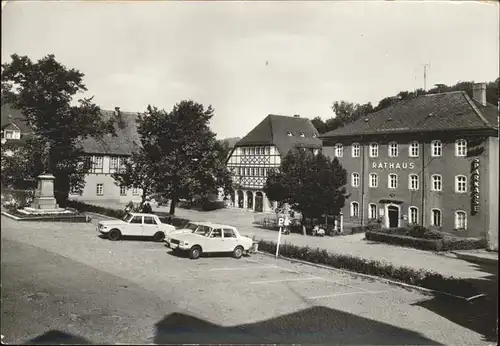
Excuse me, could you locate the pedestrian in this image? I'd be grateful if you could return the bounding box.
[142,201,152,214]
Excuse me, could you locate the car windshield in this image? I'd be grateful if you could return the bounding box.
[185,223,200,231]
[122,213,134,223]
[193,225,212,236]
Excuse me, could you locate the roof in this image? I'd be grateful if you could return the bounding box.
[235,114,322,157]
[79,109,141,155]
[321,91,499,138]
[1,104,141,156]
[1,104,31,133]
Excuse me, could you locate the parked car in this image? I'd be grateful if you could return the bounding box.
[164,221,212,247]
[97,213,176,242]
[167,223,253,259]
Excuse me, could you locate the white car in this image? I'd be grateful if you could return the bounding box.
[164,221,213,247]
[167,223,254,259]
[97,213,176,242]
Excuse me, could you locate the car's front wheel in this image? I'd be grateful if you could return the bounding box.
[233,246,244,259]
[153,231,165,242]
[189,246,202,260]
[108,229,121,241]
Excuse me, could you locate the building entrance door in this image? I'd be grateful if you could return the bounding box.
[255,192,263,212]
[388,206,399,228]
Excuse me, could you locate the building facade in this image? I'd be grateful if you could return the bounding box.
[70,107,143,203]
[321,83,499,250]
[226,114,322,212]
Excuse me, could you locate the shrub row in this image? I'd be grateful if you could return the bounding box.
[378,225,444,240]
[257,240,479,297]
[67,200,191,228]
[350,223,381,234]
[366,231,486,251]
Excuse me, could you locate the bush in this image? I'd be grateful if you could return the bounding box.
[366,231,486,251]
[1,188,35,208]
[380,225,444,240]
[257,239,479,297]
[200,200,225,211]
[351,223,381,234]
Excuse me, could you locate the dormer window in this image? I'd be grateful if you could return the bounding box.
[312,133,318,138]
[287,131,294,136]
[299,132,306,137]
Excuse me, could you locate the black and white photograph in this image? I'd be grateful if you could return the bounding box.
[1,1,498,344]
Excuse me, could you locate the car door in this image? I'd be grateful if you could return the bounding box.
[206,228,224,252]
[128,215,143,236]
[223,228,238,252]
[143,216,159,236]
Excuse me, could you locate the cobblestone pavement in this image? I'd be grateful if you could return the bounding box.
[1,216,493,344]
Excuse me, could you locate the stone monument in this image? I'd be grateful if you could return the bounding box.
[22,141,65,213]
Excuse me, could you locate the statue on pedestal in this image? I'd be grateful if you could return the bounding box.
[42,141,51,174]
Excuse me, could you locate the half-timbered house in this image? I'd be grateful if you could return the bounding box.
[226,114,322,212]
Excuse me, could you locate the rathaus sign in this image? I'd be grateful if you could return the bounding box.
[371,162,416,170]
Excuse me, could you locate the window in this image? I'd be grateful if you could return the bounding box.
[455,175,467,193]
[388,173,398,189]
[260,168,264,176]
[431,209,442,227]
[300,132,306,137]
[223,229,236,238]
[351,202,359,217]
[144,216,157,225]
[96,184,103,196]
[120,186,127,196]
[456,139,467,157]
[210,229,222,238]
[250,167,255,176]
[110,157,119,170]
[409,141,419,157]
[369,173,378,188]
[431,140,442,157]
[369,204,377,219]
[409,206,419,225]
[351,173,360,188]
[94,156,103,169]
[369,143,379,157]
[312,133,318,138]
[119,157,127,172]
[409,174,419,191]
[132,187,139,195]
[431,174,442,191]
[455,211,467,230]
[265,146,270,154]
[388,142,398,157]
[287,131,293,136]
[335,143,343,157]
[130,216,142,224]
[250,147,255,155]
[352,143,360,157]
[242,148,247,155]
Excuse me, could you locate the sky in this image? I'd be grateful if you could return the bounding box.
[2,1,499,139]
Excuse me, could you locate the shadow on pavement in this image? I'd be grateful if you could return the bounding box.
[154,306,441,344]
[413,260,498,343]
[166,249,250,259]
[25,330,91,345]
[97,234,160,242]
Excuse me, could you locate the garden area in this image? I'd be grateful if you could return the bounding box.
[364,224,486,251]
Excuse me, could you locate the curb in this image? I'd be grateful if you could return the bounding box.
[84,212,118,220]
[451,252,498,266]
[1,211,20,220]
[256,250,474,301]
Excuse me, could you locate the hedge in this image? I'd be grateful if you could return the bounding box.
[366,231,486,251]
[66,200,190,228]
[378,225,444,240]
[257,240,479,297]
[351,223,382,234]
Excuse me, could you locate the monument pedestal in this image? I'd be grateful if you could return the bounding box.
[29,173,65,212]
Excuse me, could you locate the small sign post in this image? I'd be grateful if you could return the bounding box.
[276,216,284,258]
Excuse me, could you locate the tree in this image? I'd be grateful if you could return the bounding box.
[1,54,115,204]
[264,149,349,227]
[137,102,233,215]
[111,149,156,205]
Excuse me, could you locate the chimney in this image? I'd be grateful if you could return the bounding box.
[294,114,300,118]
[472,83,487,106]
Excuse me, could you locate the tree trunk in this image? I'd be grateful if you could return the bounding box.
[301,213,307,236]
[169,196,177,215]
